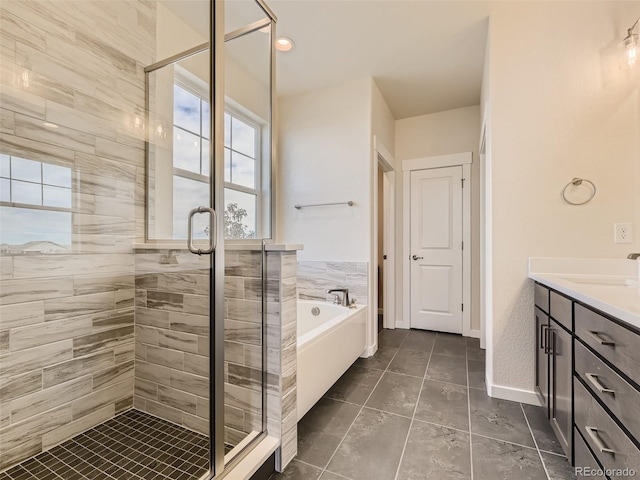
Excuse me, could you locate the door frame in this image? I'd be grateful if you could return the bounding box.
[402,152,472,337]
[373,137,396,332]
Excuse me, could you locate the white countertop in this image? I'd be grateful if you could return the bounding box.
[529,257,640,330]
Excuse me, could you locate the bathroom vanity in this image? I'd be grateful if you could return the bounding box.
[529,258,640,476]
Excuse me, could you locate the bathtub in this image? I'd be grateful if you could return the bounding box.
[296,300,368,420]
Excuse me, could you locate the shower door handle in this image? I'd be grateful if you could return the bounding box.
[187,206,217,255]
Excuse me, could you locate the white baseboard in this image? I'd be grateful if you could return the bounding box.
[487,383,541,406]
[361,344,378,358]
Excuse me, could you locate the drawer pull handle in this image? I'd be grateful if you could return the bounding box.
[585,427,616,455]
[587,331,615,346]
[585,373,615,395]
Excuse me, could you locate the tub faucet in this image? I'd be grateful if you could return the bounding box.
[628,253,640,260]
[327,288,350,307]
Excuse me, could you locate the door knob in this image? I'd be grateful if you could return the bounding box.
[412,255,423,260]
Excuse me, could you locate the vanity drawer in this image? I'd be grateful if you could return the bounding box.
[575,303,640,386]
[575,341,640,443]
[574,379,640,479]
[574,427,606,480]
[535,283,549,313]
[550,291,572,330]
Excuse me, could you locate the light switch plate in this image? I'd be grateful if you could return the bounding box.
[614,223,633,244]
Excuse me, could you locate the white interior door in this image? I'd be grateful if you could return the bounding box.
[410,166,463,333]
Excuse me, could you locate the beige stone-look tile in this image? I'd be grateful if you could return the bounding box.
[73,213,135,236]
[0,9,47,53]
[184,352,208,377]
[136,306,170,329]
[0,330,8,353]
[73,274,134,296]
[43,292,115,322]
[0,277,74,305]
[92,360,133,390]
[115,288,134,308]
[147,344,184,370]
[42,404,114,450]
[77,171,117,197]
[94,136,142,165]
[134,377,157,400]
[0,301,44,330]
[145,398,183,425]
[42,349,113,388]
[70,377,133,419]
[183,294,209,315]
[14,254,132,280]
[0,108,14,134]
[113,341,134,364]
[72,325,134,357]
[0,84,46,120]
[225,319,262,346]
[170,311,208,335]
[74,151,136,182]
[0,402,10,429]
[10,316,93,351]
[136,361,171,387]
[91,307,134,333]
[158,384,197,415]
[134,324,158,346]
[0,130,74,164]
[158,328,198,354]
[11,376,92,423]
[225,383,261,417]
[0,404,71,454]
[0,370,42,403]
[15,112,95,153]
[198,335,209,356]
[170,369,209,398]
[0,340,72,379]
[45,98,118,141]
[133,395,146,410]
[228,363,262,392]
[197,396,210,420]
[225,276,244,299]
[224,341,244,365]
[183,411,208,435]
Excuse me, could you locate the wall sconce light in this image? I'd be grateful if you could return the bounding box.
[622,17,639,68]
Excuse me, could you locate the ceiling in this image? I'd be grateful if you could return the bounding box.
[161,0,492,119]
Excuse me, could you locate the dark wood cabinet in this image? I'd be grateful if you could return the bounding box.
[535,306,550,411]
[549,319,572,458]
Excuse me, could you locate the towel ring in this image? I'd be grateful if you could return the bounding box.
[562,178,596,205]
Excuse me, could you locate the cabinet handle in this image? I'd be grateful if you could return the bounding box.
[539,323,548,350]
[585,427,616,455]
[586,331,615,346]
[544,327,552,354]
[585,373,615,395]
[551,330,556,417]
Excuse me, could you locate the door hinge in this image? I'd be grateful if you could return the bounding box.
[461,178,465,188]
[461,303,464,312]
[461,241,464,250]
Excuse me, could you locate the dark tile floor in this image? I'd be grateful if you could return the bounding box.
[0,410,209,480]
[271,329,575,480]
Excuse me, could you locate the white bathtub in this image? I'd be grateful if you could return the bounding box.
[296,300,368,420]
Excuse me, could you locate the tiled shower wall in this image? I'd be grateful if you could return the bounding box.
[133,249,210,436]
[297,261,368,306]
[0,0,154,471]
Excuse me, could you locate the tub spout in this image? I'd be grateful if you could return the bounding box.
[327,288,350,307]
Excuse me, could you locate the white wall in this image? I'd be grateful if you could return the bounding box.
[277,78,372,262]
[486,1,640,400]
[395,106,482,331]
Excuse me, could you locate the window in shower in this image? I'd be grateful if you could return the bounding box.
[0,154,72,253]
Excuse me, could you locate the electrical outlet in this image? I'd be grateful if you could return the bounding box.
[614,223,633,244]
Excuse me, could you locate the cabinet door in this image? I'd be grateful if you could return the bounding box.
[535,307,549,413]
[550,322,572,460]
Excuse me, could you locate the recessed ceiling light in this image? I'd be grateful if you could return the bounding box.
[275,37,294,52]
[43,122,58,129]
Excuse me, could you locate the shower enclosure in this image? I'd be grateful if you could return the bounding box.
[0,0,276,478]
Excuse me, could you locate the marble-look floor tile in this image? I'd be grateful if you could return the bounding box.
[469,389,534,447]
[467,359,486,391]
[388,348,430,377]
[354,346,397,371]
[397,421,471,480]
[297,397,361,468]
[319,471,351,480]
[414,380,469,431]
[522,404,563,455]
[365,372,422,417]
[400,329,436,351]
[472,436,546,480]
[269,460,322,480]
[541,452,574,480]
[432,333,466,358]
[378,329,409,348]
[327,408,411,480]
[426,354,467,386]
[324,366,382,406]
[466,338,486,362]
